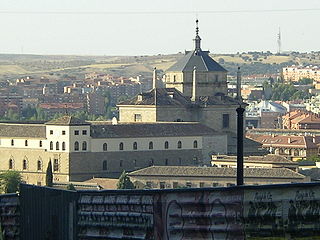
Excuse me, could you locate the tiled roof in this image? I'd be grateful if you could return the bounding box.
[84,178,118,189]
[46,116,90,126]
[129,166,306,179]
[167,50,227,72]
[118,88,241,106]
[214,154,295,164]
[91,122,218,138]
[0,123,45,138]
[246,133,320,149]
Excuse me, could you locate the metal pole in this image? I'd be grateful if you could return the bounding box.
[236,106,245,186]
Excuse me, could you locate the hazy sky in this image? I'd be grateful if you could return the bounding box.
[1,0,320,55]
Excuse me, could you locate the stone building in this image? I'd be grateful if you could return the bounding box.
[0,116,226,185]
[128,166,309,189]
[117,21,244,134]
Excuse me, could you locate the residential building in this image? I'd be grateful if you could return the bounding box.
[282,65,320,85]
[282,110,320,130]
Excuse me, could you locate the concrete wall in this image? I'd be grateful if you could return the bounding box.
[119,106,156,122]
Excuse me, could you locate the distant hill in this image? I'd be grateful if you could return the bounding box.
[0,52,319,80]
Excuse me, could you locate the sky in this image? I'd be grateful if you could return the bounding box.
[1,0,320,55]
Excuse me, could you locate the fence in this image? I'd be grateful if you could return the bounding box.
[2,182,320,239]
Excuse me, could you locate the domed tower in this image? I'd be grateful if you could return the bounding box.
[165,20,228,99]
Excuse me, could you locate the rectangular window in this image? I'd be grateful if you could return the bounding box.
[82,130,87,135]
[222,114,230,128]
[173,182,179,188]
[74,130,79,135]
[160,182,166,189]
[199,182,205,188]
[53,159,59,172]
[50,130,53,135]
[146,181,152,188]
[134,114,142,122]
[62,130,66,135]
[186,182,192,188]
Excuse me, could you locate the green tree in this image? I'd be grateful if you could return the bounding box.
[66,183,76,191]
[117,171,135,189]
[45,160,53,187]
[0,171,22,193]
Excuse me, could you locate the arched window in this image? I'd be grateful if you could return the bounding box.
[119,142,124,150]
[23,159,27,170]
[133,159,137,167]
[50,141,53,150]
[37,160,42,171]
[62,142,66,151]
[164,141,169,149]
[9,159,13,169]
[11,139,14,146]
[39,141,42,147]
[82,141,87,151]
[179,157,182,166]
[25,140,28,146]
[56,141,59,150]
[103,160,107,170]
[53,159,59,172]
[193,140,198,149]
[103,143,107,151]
[177,141,182,149]
[149,141,153,150]
[120,160,123,167]
[74,141,79,151]
[133,142,138,150]
[165,159,168,166]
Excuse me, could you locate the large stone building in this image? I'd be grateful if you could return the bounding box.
[118,21,244,135]
[0,116,226,185]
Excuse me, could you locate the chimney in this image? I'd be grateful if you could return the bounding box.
[191,66,197,102]
[152,67,157,89]
[236,67,242,100]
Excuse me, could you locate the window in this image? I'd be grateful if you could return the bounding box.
[39,141,42,147]
[173,182,179,188]
[173,75,176,82]
[50,141,53,150]
[82,141,87,151]
[149,141,153,150]
[165,159,168,166]
[25,140,28,146]
[103,143,107,151]
[62,130,66,135]
[62,142,66,151]
[146,181,152,188]
[177,141,182,149]
[133,159,137,167]
[193,140,198,148]
[193,157,198,165]
[103,160,107,170]
[56,141,59,150]
[186,182,192,188]
[215,75,219,82]
[222,114,230,128]
[179,158,182,165]
[74,130,79,135]
[9,159,13,169]
[149,158,154,166]
[82,130,87,135]
[134,114,142,122]
[53,159,59,172]
[74,141,79,151]
[199,182,205,188]
[160,182,166,189]
[164,141,169,149]
[119,142,124,150]
[50,130,53,135]
[133,142,138,150]
[11,139,14,146]
[37,160,42,171]
[120,160,123,167]
[23,160,27,170]
[212,183,219,187]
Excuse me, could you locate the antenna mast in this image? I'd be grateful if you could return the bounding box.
[277,27,281,54]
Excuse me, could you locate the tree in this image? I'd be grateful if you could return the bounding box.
[117,171,135,189]
[66,183,76,191]
[0,171,22,193]
[45,160,53,187]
